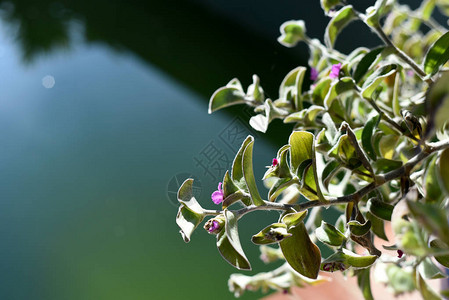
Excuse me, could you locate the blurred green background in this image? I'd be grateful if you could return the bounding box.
[0,0,420,299]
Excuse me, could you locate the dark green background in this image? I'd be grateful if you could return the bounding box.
[0,0,421,299]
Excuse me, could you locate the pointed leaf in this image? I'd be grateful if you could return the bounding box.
[242,137,265,206]
[361,64,397,99]
[208,79,246,113]
[367,198,393,221]
[357,268,374,300]
[217,210,251,270]
[280,222,321,279]
[348,220,372,237]
[176,179,205,242]
[424,30,449,75]
[281,210,308,228]
[430,239,449,268]
[361,114,381,161]
[251,223,291,245]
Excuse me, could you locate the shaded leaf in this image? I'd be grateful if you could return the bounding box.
[357,268,374,300]
[232,136,253,190]
[438,148,449,195]
[367,198,393,221]
[279,66,307,110]
[366,212,388,241]
[280,222,321,279]
[324,77,356,109]
[430,238,449,268]
[361,114,381,161]
[348,220,372,237]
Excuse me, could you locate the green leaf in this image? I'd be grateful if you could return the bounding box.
[361,64,397,99]
[372,158,403,173]
[278,20,307,48]
[417,273,442,300]
[249,99,288,133]
[324,77,356,109]
[424,155,444,203]
[311,78,332,106]
[232,136,253,190]
[407,201,449,246]
[357,268,374,300]
[263,146,291,180]
[320,0,341,15]
[366,212,388,241]
[430,238,449,268]
[418,257,446,280]
[325,5,356,49]
[242,137,265,206]
[251,223,291,245]
[348,220,372,237]
[268,177,296,202]
[361,114,381,161]
[217,210,251,270]
[246,74,265,103]
[281,210,308,228]
[438,148,449,195]
[289,131,326,201]
[353,46,386,83]
[322,159,341,189]
[425,72,449,135]
[386,264,415,294]
[176,179,205,242]
[367,198,393,221]
[424,30,449,75]
[315,221,346,246]
[321,249,378,271]
[365,0,388,27]
[208,79,246,113]
[279,66,307,110]
[222,170,239,198]
[280,222,321,279]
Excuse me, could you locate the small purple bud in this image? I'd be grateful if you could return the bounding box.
[329,63,342,79]
[310,68,318,81]
[272,158,279,167]
[397,249,404,258]
[208,220,219,232]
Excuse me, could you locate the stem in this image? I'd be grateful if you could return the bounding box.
[204,139,449,219]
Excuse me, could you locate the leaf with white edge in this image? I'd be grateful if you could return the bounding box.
[208,79,246,113]
[278,20,307,48]
[232,136,253,190]
[321,249,378,271]
[176,179,205,242]
[222,170,239,198]
[322,159,341,189]
[281,210,308,228]
[279,66,307,110]
[251,223,292,245]
[249,99,288,133]
[353,46,386,83]
[249,114,268,133]
[242,137,265,206]
[315,221,346,247]
[325,5,356,49]
[216,210,251,270]
[311,78,332,106]
[372,158,402,173]
[366,212,388,241]
[322,112,338,144]
[324,77,356,109]
[430,239,449,268]
[263,146,291,180]
[361,64,397,99]
[365,0,388,27]
[418,257,447,280]
[246,74,265,104]
[367,198,393,221]
[268,178,296,202]
[289,131,326,201]
[320,0,341,15]
[280,222,321,279]
[361,114,380,161]
[348,220,372,237]
[438,148,449,195]
[424,30,449,75]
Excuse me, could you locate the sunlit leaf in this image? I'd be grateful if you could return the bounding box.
[424,30,449,75]
[209,79,246,113]
[232,136,253,190]
[325,5,356,48]
[242,137,265,206]
[361,64,397,99]
[176,179,205,242]
[217,210,251,270]
[251,223,291,245]
[315,221,346,246]
[278,20,307,48]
